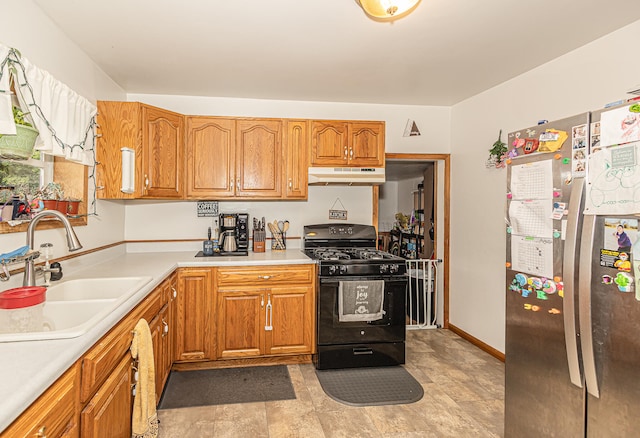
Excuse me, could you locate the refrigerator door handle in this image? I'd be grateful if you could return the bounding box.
[562,176,584,388]
[578,213,600,398]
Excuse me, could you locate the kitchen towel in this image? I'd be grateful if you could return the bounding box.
[338,280,385,322]
[130,318,159,438]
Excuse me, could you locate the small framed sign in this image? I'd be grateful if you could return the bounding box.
[329,198,348,220]
[197,201,219,217]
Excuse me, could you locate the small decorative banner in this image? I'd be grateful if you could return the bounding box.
[197,201,218,217]
[329,198,348,220]
[403,119,421,137]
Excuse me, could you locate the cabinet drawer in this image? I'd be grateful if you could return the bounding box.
[1,363,79,438]
[216,265,314,286]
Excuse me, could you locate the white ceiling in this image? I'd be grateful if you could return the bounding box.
[34,0,640,106]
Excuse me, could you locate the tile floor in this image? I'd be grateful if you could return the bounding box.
[158,329,505,437]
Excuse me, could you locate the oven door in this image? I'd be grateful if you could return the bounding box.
[317,276,407,346]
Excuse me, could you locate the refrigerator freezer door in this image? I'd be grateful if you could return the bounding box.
[584,215,640,437]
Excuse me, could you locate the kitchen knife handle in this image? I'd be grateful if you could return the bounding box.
[562,176,584,388]
[579,213,599,398]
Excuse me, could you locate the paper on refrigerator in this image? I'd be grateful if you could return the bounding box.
[585,141,640,215]
[509,160,554,278]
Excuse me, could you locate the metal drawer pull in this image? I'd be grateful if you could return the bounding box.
[258,275,271,280]
[36,426,47,438]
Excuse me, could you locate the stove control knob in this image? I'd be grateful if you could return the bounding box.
[328,265,338,275]
[389,264,400,273]
[379,264,389,273]
[347,227,353,234]
[339,265,348,275]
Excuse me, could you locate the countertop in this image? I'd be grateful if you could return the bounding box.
[0,248,313,432]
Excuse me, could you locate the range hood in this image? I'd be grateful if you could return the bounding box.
[308,167,385,185]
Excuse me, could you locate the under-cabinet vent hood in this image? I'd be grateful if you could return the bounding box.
[308,167,385,185]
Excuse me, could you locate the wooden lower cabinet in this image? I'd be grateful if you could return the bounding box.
[80,355,133,438]
[215,265,316,360]
[0,363,80,438]
[175,268,214,361]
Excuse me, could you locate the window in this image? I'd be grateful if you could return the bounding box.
[0,153,54,194]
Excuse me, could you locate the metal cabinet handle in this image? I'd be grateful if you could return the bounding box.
[171,287,177,299]
[236,178,240,190]
[265,293,273,331]
[349,148,353,158]
[258,275,271,280]
[261,294,264,308]
[288,178,293,189]
[344,146,348,158]
[36,426,47,438]
[144,174,149,193]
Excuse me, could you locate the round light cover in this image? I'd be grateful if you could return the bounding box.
[358,0,421,19]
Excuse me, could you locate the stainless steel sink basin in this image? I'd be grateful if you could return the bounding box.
[0,276,153,342]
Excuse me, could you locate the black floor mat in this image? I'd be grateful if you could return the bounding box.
[158,365,296,409]
[315,366,424,407]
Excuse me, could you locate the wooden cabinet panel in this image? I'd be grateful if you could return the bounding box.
[80,355,133,438]
[141,105,184,198]
[216,292,263,359]
[1,363,80,438]
[149,312,163,400]
[311,120,384,167]
[185,117,235,198]
[96,101,184,199]
[236,119,282,198]
[348,122,384,167]
[176,268,214,361]
[284,120,308,199]
[266,286,315,355]
[214,264,316,360]
[311,121,348,165]
[216,265,314,287]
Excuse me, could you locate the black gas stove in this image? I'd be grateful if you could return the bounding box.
[303,224,406,277]
[303,223,408,370]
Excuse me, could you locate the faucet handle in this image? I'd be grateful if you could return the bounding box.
[48,262,63,282]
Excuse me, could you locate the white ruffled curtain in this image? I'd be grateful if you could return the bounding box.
[0,43,96,166]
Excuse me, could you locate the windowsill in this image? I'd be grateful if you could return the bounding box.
[0,215,87,234]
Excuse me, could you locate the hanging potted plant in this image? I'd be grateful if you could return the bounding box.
[0,106,39,160]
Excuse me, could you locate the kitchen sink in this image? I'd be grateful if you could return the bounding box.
[45,276,152,301]
[0,276,153,342]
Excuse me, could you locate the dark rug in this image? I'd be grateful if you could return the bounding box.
[315,366,424,407]
[158,365,296,409]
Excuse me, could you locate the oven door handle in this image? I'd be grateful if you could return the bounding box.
[353,347,373,355]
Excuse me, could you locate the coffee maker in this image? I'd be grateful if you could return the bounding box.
[218,213,249,255]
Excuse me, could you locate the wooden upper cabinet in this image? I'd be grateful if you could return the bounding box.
[236,119,282,198]
[185,117,235,198]
[141,105,184,198]
[284,120,308,199]
[96,101,184,199]
[311,120,384,167]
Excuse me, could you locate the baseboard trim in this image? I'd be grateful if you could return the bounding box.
[447,324,505,362]
[172,354,313,371]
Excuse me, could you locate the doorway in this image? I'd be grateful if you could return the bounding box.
[373,153,450,328]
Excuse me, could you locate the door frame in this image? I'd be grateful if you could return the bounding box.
[373,153,451,328]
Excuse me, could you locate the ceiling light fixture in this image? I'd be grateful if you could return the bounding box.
[357,0,421,20]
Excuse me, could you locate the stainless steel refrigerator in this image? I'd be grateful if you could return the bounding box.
[505,107,640,437]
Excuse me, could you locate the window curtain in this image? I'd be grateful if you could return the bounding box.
[0,44,96,166]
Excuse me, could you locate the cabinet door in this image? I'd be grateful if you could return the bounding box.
[96,101,141,199]
[80,355,133,438]
[284,120,308,199]
[236,119,283,197]
[348,121,385,167]
[141,105,184,198]
[149,313,163,401]
[168,274,178,369]
[265,286,315,355]
[185,117,236,198]
[216,290,264,359]
[175,269,214,361]
[310,121,348,166]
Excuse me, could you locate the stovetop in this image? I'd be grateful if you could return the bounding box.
[304,247,403,262]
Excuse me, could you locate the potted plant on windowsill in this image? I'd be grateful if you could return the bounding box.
[0,106,39,160]
[37,182,63,212]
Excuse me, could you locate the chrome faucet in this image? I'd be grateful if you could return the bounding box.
[23,210,83,286]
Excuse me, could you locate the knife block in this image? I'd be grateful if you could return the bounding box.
[253,230,266,252]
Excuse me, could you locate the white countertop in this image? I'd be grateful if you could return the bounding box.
[0,248,313,432]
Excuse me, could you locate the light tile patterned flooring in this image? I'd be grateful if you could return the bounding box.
[158,329,505,437]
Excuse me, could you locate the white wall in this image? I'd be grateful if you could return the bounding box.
[379,181,399,231]
[449,19,640,353]
[0,0,127,258]
[123,94,451,243]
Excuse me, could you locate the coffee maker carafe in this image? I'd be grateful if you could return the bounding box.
[218,213,249,255]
